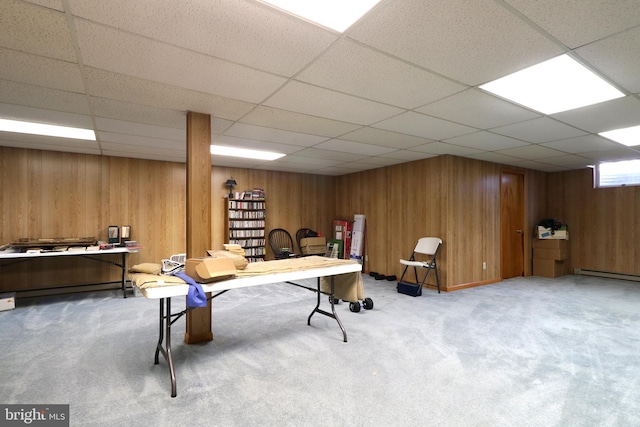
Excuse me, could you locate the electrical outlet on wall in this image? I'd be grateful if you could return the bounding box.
[483,261,487,270]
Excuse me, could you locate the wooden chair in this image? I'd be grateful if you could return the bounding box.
[268,228,296,259]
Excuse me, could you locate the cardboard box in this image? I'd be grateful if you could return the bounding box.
[185,257,236,283]
[537,226,568,239]
[532,238,569,249]
[0,292,16,311]
[533,247,568,260]
[533,258,571,278]
[300,237,327,255]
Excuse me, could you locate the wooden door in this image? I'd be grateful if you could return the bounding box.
[500,172,525,278]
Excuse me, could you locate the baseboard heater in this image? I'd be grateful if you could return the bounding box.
[574,268,640,282]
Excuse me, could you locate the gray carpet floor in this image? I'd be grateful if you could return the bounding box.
[1,273,639,426]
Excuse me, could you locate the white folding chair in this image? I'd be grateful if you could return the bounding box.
[399,237,442,294]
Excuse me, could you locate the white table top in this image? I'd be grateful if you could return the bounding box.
[139,261,362,299]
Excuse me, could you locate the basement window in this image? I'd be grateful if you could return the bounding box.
[596,159,640,188]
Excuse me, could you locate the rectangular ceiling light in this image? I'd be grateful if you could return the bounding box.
[480,54,624,115]
[0,118,96,141]
[210,145,285,161]
[599,125,640,147]
[258,0,382,32]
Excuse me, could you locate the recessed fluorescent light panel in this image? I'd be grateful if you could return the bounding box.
[480,55,624,115]
[0,118,96,141]
[599,125,640,147]
[258,0,381,32]
[210,145,285,161]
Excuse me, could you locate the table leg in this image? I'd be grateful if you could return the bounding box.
[121,252,127,298]
[155,298,178,397]
[307,277,347,342]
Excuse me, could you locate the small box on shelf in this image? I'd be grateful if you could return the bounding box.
[537,226,568,239]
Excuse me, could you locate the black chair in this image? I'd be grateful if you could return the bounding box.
[268,228,296,259]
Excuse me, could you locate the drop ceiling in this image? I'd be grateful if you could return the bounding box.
[1,0,640,175]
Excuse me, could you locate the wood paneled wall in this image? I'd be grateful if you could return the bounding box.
[0,147,186,292]
[336,155,548,290]
[335,157,446,284]
[9,145,619,295]
[548,168,640,275]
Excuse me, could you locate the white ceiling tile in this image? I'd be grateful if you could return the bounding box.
[1,0,76,60]
[240,106,361,137]
[0,80,90,116]
[407,142,483,157]
[0,103,93,128]
[314,139,397,156]
[254,163,320,174]
[100,140,184,156]
[576,26,640,94]
[68,0,338,77]
[223,123,328,147]
[551,96,640,134]
[374,111,476,140]
[541,135,620,154]
[379,150,440,161]
[212,135,304,155]
[23,0,63,11]
[291,148,366,162]
[353,156,410,167]
[506,0,640,49]
[2,0,640,173]
[85,68,255,121]
[339,127,433,149]
[265,81,404,125]
[103,148,185,163]
[0,132,99,152]
[496,144,565,160]
[492,117,587,143]
[270,155,342,168]
[92,98,187,130]
[211,157,266,169]
[444,131,529,151]
[500,158,568,171]
[297,38,467,109]
[463,152,523,164]
[0,48,84,93]
[96,123,183,144]
[416,89,540,129]
[532,154,592,168]
[75,20,287,104]
[309,165,364,176]
[349,0,562,85]
[332,162,381,173]
[577,147,640,163]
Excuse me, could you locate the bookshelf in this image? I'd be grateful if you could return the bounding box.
[225,198,266,262]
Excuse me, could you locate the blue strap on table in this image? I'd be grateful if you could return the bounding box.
[172,271,207,307]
